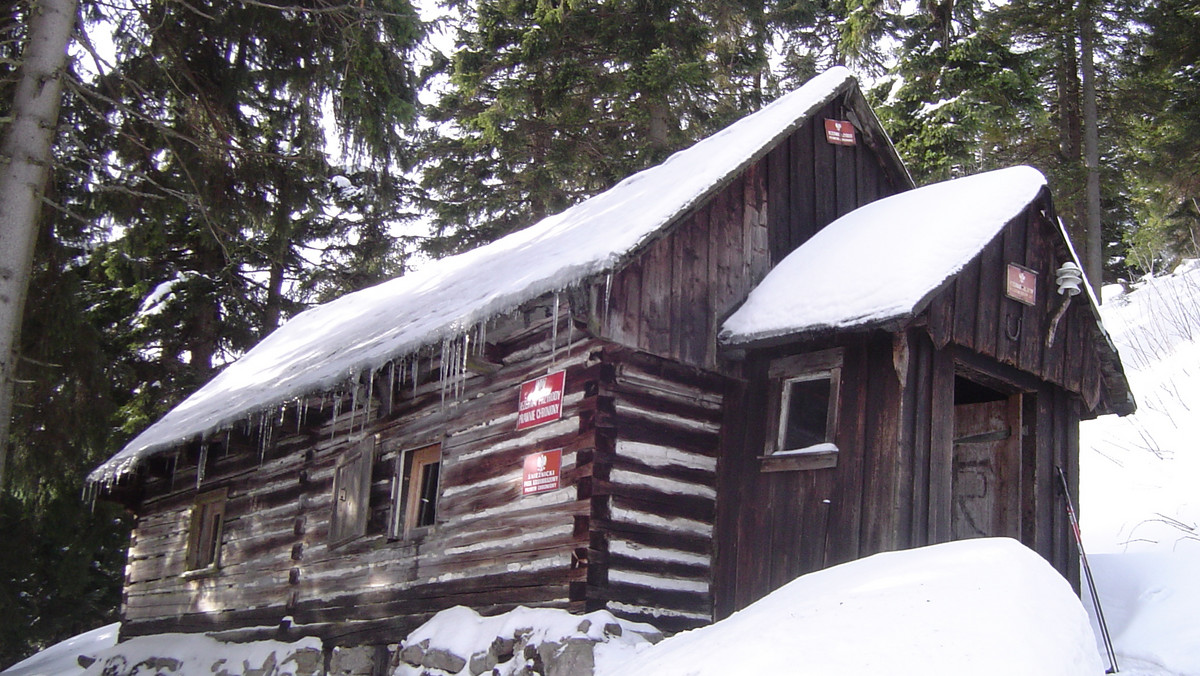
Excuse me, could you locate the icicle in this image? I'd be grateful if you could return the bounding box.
[388,360,396,409]
[440,337,450,407]
[412,356,419,399]
[196,443,208,488]
[349,374,359,435]
[604,272,613,328]
[365,371,374,429]
[258,413,271,464]
[296,398,303,434]
[567,316,575,359]
[330,394,342,442]
[551,292,561,364]
[459,334,470,399]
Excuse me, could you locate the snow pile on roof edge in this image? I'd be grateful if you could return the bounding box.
[720,165,1047,345]
[603,537,1103,676]
[90,68,858,484]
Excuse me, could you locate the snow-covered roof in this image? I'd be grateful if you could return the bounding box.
[719,166,1049,346]
[91,67,870,485]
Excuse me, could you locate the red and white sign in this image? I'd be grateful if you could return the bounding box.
[824,119,857,146]
[1006,263,1038,306]
[522,449,562,495]
[516,370,566,430]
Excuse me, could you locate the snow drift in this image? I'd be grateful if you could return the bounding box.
[604,538,1103,676]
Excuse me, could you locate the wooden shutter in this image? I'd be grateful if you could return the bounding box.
[330,437,374,546]
[186,488,228,570]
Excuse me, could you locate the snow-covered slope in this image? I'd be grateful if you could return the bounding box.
[1080,260,1200,554]
[1087,551,1200,676]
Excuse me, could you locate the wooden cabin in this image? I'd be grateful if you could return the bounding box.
[88,68,1133,663]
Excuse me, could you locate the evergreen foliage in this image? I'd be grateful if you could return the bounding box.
[418,0,770,254]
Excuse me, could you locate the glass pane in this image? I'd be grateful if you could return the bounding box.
[783,377,831,450]
[416,461,440,527]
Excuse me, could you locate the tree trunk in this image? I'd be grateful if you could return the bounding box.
[0,0,78,492]
[1055,32,1086,249]
[1079,0,1104,297]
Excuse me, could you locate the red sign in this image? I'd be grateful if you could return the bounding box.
[516,370,566,430]
[824,119,857,146]
[1006,263,1038,306]
[522,449,562,495]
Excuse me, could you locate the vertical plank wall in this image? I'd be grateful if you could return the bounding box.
[604,99,903,373]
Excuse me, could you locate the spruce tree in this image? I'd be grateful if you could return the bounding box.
[419,0,770,254]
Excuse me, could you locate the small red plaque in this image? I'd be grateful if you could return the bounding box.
[1006,263,1038,306]
[516,370,566,430]
[824,119,857,146]
[522,449,562,495]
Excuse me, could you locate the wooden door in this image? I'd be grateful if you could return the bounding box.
[951,396,1022,540]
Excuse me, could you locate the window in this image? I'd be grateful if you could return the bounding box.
[330,437,375,546]
[186,488,227,571]
[763,348,843,471]
[389,443,441,539]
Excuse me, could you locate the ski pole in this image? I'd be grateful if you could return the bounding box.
[1057,465,1118,674]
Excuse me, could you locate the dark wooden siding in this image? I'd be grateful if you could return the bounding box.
[924,200,1108,415]
[603,99,904,372]
[713,325,1085,618]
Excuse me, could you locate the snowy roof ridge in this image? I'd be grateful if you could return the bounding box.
[90,67,862,485]
[720,166,1050,346]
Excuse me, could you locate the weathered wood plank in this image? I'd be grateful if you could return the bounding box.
[767,139,791,265]
[790,119,816,254]
[928,348,956,544]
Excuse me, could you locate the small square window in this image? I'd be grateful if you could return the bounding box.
[186,488,227,571]
[389,443,442,539]
[781,374,834,451]
[763,348,842,469]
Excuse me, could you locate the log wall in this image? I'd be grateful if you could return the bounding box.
[589,348,726,633]
[121,312,609,645]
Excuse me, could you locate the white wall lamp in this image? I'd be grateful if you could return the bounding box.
[1055,261,1084,296]
[1047,261,1084,346]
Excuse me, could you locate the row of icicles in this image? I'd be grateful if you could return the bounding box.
[86,281,614,501]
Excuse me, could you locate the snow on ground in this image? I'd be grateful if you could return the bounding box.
[2,629,321,676]
[1080,261,1200,556]
[1087,551,1200,676]
[1073,259,1200,676]
[0,624,117,676]
[601,538,1102,676]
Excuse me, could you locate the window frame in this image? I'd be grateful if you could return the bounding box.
[762,348,843,472]
[329,436,376,548]
[185,487,228,573]
[388,443,442,540]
